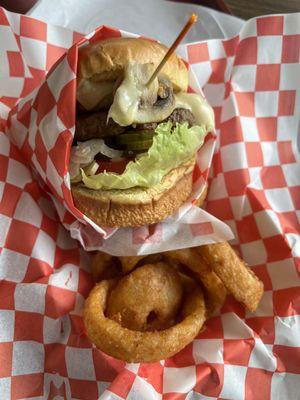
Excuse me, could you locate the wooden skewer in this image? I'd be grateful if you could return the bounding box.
[146,13,198,87]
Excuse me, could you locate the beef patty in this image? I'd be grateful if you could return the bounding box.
[75,108,196,142]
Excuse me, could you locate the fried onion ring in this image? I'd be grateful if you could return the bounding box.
[118,255,145,274]
[119,253,163,274]
[197,242,264,312]
[165,248,227,316]
[83,264,206,363]
[91,251,121,281]
[106,263,183,331]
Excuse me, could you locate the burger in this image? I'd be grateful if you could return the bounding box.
[70,38,214,227]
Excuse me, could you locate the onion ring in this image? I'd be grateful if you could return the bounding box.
[119,253,163,274]
[106,263,183,331]
[83,264,206,363]
[197,242,264,312]
[165,248,227,316]
[91,252,121,281]
[118,255,145,274]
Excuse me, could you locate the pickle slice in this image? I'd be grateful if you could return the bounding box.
[123,140,153,151]
[105,140,152,152]
[114,130,155,145]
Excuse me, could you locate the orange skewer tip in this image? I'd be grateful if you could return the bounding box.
[190,13,198,22]
[146,13,198,87]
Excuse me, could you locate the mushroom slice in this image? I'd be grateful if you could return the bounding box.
[137,76,175,124]
[108,62,175,126]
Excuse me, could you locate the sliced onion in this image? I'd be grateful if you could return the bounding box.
[84,160,99,176]
[69,139,122,180]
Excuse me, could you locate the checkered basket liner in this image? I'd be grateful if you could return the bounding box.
[0,8,299,400]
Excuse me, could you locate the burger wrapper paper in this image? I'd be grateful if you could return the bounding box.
[0,7,299,400]
[4,15,234,257]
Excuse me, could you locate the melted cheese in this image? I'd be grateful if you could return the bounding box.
[77,62,215,131]
[109,87,215,130]
[108,63,215,129]
[174,92,215,131]
[108,63,159,126]
[108,65,141,126]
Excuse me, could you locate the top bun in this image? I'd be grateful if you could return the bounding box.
[78,37,188,92]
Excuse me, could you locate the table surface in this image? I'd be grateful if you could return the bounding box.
[0,0,299,19]
[225,0,300,19]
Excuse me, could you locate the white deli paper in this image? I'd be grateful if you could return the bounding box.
[1,6,300,400]
[5,9,235,256]
[28,0,244,43]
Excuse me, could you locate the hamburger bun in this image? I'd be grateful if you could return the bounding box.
[78,37,188,93]
[72,158,203,227]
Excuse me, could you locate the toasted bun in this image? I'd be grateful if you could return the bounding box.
[78,38,188,92]
[71,158,204,227]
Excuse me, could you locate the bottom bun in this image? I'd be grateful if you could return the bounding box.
[72,158,202,227]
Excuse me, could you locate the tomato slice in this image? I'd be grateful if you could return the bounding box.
[96,159,131,174]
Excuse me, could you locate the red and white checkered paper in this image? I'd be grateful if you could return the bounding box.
[0,7,300,400]
[4,13,234,257]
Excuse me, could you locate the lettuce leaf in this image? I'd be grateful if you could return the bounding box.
[81,121,207,190]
